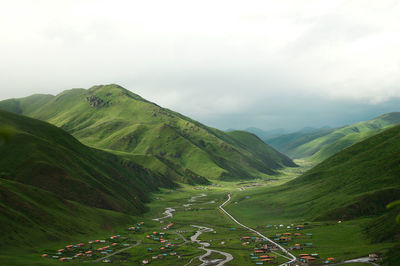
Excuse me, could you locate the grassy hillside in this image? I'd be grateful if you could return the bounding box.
[265,113,400,162]
[0,110,176,247]
[265,127,334,156]
[0,84,296,181]
[227,124,400,229]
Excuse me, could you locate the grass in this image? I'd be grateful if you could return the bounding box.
[0,84,296,182]
[1,85,399,264]
[0,110,179,251]
[1,177,397,265]
[226,125,400,227]
[265,112,400,162]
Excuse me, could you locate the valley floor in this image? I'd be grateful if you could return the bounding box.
[1,164,396,265]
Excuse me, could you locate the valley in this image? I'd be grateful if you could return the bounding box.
[1,171,395,266]
[0,86,399,265]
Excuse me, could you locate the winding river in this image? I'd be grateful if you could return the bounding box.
[190,225,233,266]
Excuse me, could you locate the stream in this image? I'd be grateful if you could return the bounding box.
[190,225,233,266]
[152,207,176,221]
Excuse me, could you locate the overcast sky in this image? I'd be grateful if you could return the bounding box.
[1,0,400,131]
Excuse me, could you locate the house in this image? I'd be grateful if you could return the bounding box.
[300,255,316,263]
[142,259,149,264]
[41,254,48,258]
[295,225,305,230]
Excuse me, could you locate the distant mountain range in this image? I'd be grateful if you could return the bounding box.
[0,84,296,182]
[243,127,289,140]
[263,112,400,161]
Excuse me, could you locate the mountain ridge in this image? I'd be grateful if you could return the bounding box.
[264,112,400,161]
[0,84,296,181]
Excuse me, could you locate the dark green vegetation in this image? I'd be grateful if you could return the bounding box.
[0,84,296,182]
[226,125,400,263]
[265,113,400,162]
[0,110,176,249]
[1,84,399,265]
[228,124,400,223]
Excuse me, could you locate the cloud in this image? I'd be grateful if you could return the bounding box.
[0,0,400,130]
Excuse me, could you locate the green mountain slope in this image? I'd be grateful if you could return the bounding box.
[0,84,296,181]
[265,127,335,156]
[228,124,400,226]
[0,110,175,246]
[265,113,400,161]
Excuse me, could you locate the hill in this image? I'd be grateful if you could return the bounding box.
[0,84,296,181]
[265,113,400,161]
[227,124,400,230]
[0,110,174,247]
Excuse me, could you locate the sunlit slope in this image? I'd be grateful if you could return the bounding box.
[228,125,400,223]
[266,112,400,161]
[0,84,296,180]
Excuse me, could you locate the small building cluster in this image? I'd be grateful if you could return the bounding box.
[142,231,180,264]
[40,222,145,263]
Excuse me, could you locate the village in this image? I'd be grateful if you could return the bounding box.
[38,187,377,265]
[39,220,339,265]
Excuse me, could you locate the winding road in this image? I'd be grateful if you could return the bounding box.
[219,193,297,266]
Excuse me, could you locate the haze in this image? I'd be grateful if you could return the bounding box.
[1,0,400,130]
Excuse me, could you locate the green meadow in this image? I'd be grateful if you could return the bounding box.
[3,174,396,265]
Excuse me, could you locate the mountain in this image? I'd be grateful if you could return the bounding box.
[229,124,400,227]
[265,113,400,161]
[265,127,335,158]
[228,125,400,262]
[244,127,289,140]
[0,84,296,181]
[0,110,174,246]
